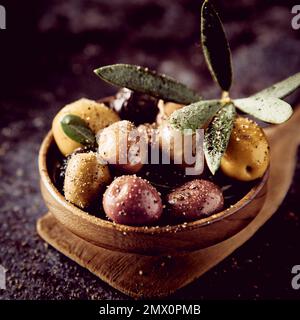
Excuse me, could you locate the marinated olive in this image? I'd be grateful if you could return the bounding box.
[64,152,111,208]
[156,100,184,124]
[167,179,224,221]
[159,123,204,175]
[97,120,146,173]
[220,117,270,181]
[103,175,163,226]
[110,88,159,125]
[53,98,120,156]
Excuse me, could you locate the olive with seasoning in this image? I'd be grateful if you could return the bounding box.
[167,179,224,221]
[156,100,184,125]
[103,175,163,226]
[64,152,111,209]
[220,117,270,181]
[97,120,147,173]
[110,88,159,125]
[159,123,204,175]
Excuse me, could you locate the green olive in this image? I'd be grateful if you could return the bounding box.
[64,152,111,208]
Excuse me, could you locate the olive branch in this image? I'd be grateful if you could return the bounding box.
[91,0,300,174]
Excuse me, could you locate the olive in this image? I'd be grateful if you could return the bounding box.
[103,175,163,226]
[137,122,158,142]
[110,88,159,125]
[159,123,204,175]
[97,120,146,173]
[220,117,270,181]
[167,179,224,221]
[156,100,184,125]
[64,152,111,209]
[53,98,120,156]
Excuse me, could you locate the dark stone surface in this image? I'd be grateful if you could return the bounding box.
[0,0,300,299]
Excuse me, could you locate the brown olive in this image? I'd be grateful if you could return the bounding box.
[110,88,159,125]
[103,175,163,226]
[159,123,204,175]
[167,179,224,221]
[97,120,146,173]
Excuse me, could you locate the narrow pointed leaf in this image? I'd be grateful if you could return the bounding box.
[201,0,232,91]
[234,97,293,124]
[204,103,236,174]
[94,64,201,104]
[61,114,96,147]
[169,100,223,131]
[252,72,300,100]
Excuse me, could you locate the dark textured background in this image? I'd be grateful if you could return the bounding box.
[0,0,300,299]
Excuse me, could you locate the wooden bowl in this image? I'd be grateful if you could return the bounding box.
[39,131,268,256]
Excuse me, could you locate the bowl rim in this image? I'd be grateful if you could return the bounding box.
[39,130,269,235]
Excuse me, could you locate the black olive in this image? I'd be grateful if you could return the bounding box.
[110,88,159,125]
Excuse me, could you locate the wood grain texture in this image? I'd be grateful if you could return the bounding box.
[37,106,300,298]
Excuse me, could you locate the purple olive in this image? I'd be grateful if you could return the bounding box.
[167,179,224,221]
[110,88,159,125]
[103,175,163,226]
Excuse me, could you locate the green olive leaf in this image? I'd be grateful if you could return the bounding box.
[204,103,236,175]
[169,100,223,131]
[234,97,293,124]
[201,0,232,92]
[252,72,300,100]
[61,114,96,147]
[94,64,201,104]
